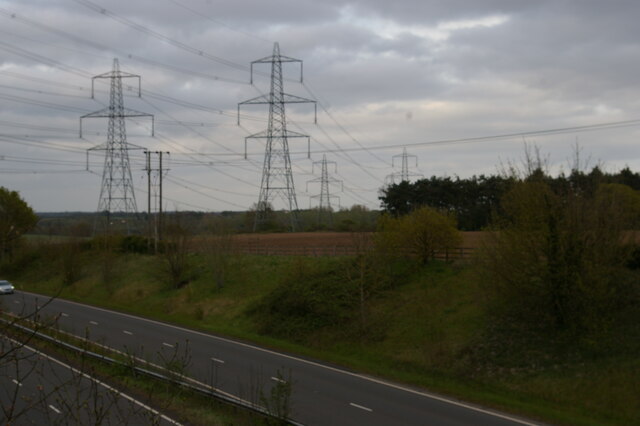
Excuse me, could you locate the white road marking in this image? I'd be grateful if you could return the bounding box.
[21,291,538,426]
[12,379,21,387]
[5,336,183,425]
[350,402,373,412]
[123,330,133,335]
[13,300,20,304]
[60,313,69,317]
[89,321,98,325]
[271,376,286,384]
[211,357,225,364]
[39,326,241,404]
[162,342,174,348]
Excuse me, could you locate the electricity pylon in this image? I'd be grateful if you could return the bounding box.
[307,154,342,226]
[238,42,317,232]
[386,147,423,185]
[81,58,154,234]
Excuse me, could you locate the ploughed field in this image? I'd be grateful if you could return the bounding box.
[229,232,485,257]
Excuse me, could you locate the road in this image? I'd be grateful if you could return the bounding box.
[0,335,181,425]
[2,291,539,426]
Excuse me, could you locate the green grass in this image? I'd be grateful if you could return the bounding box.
[4,243,640,426]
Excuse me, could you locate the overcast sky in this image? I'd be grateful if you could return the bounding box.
[0,0,639,213]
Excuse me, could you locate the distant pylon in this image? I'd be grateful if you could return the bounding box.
[386,147,423,185]
[238,42,317,232]
[81,58,154,234]
[307,155,342,226]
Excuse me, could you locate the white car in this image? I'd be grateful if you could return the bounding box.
[0,280,15,294]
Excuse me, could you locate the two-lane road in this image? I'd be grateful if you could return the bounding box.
[2,291,539,425]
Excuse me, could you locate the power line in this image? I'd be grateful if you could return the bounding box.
[0,7,246,84]
[70,0,253,74]
[303,82,391,165]
[0,134,89,153]
[164,175,248,210]
[306,118,640,154]
[166,0,273,45]
[0,91,89,114]
[168,174,255,198]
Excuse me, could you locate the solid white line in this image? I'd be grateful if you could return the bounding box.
[350,402,372,412]
[20,291,538,426]
[89,321,98,325]
[31,323,244,405]
[211,357,225,364]
[123,330,133,335]
[163,342,174,348]
[271,376,286,384]
[7,337,183,425]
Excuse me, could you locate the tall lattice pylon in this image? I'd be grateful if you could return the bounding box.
[81,58,154,234]
[307,155,342,226]
[386,147,423,185]
[238,42,317,231]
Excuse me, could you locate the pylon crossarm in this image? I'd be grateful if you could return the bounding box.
[81,107,153,118]
[87,142,109,152]
[80,110,154,137]
[282,93,315,104]
[91,73,141,99]
[251,54,301,65]
[238,94,270,106]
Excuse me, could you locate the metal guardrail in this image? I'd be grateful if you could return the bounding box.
[1,318,304,426]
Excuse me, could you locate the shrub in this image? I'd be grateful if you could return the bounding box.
[376,206,462,265]
[481,181,639,335]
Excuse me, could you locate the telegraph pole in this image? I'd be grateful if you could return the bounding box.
[81,58,153,235]
[238,42,317,232]
[144,150,169,253]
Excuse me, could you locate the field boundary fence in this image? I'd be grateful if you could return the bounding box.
[233,244,475,259]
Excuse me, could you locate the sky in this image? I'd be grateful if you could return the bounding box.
[0,0,639,213]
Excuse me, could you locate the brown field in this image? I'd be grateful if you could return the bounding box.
[233,231,486,247]
[228,232,487,257]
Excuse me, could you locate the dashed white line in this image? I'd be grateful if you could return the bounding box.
[13,300,20,304]
[211,357,225,364]
[89,321,98,325]
[271,376,287,384]
[60,313,69,318]
[12,379,21,387]
[18,290,539,426]
[49,404,61,414]
[162,342,174,348]
[123,330,133,335]
[350,402,373,412]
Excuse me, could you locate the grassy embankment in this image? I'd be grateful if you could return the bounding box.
[3,241,639,426]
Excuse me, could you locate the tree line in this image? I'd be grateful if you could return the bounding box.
[379,166,640,230]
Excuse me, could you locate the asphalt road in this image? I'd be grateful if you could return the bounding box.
[0,335,181,425]
[2,291,539,426]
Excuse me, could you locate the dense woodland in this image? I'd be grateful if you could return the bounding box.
[379,166,640,229]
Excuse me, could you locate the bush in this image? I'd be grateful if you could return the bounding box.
[376,206,462,265]
[119,235,151,254]
[481,181,639,335]
[248,259,357,340]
